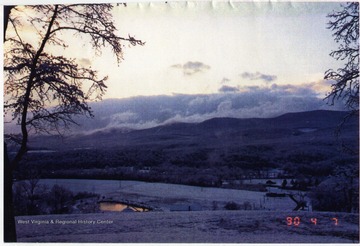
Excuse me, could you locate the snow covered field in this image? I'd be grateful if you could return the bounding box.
[14,179,359,243]
[38,179,297,211]
[16,210,359,243]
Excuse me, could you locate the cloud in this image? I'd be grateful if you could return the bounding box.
[241,71,277,82]
[171,61,211,75]
[270,82,321,98]
[108,111,139,126]
[171,64,182,69]
[189,96,206,106]
[15,80,343,135]
[306,79,335,96]
[6,78,347,136]
[218,85,239,93]
[78,58,91,67]
[217,100,232,113]
[220,77,230,84]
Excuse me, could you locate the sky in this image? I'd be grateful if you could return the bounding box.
[4,1,343,100]
[3,1,350,133]
[79,1,343,99]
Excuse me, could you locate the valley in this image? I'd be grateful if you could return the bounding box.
[14,110,358,187]
[9,110,359,242]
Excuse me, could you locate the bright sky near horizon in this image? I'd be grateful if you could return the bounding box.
[96,1,343,99]
[4,1,344,100]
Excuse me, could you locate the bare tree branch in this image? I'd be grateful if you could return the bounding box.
[324,3,359,113]
[4,3,144,169]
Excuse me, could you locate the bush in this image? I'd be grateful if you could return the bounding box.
[224,201,240,210]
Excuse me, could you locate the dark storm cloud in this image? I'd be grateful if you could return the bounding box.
[241,72,277,82]
[171,61,211,75]
[218,85,239,93]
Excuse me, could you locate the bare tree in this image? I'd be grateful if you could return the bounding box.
[47,185,74,214]
[13,178,48,215]
[324,2,359,113]
[309,164,359,213]
[3,4,144,241]
[3,6,15,41]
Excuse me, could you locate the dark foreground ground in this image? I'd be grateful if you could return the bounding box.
[16,210,359,243]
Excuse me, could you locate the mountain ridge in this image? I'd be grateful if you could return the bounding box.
[27,109,358,151]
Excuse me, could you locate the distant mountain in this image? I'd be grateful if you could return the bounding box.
[28,110,358,152]
[6,93,347,135]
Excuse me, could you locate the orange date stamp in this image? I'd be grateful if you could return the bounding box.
[286,217,338,226]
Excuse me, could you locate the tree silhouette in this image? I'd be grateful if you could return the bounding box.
[309,165,359,212]
[3,4,144,241]
[324,2,359,113]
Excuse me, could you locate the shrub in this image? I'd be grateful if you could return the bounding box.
[224,201,240,210]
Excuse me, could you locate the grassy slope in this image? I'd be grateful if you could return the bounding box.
[16,210,359,243]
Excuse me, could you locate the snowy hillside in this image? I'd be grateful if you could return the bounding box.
[16,210,359,243]
[15,179,359,243]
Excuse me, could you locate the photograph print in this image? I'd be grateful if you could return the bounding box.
[3,0,359,243]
